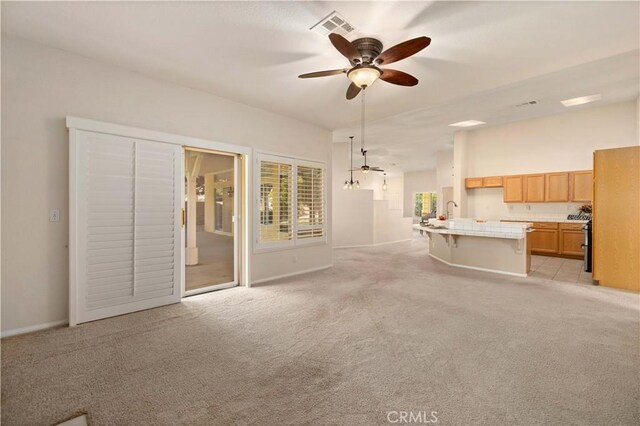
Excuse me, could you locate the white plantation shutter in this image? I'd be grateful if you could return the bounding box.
[73,131,181,325]
[255,154,326,250]
[296,162,325,240]
[257,156,293,248]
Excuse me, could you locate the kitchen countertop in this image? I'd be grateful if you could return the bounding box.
[501,217,589,224]
[414,220,530,240]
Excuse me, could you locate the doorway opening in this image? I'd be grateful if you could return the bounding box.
[414,192,438,223]
[184,148,238,295]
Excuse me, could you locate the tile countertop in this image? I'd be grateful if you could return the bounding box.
[501,217,588,224]
[416,219,532,240]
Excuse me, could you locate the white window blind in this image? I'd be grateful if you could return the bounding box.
[258,159,293,247]
[73,131,181,325]
[297,163,325,240]
[255,155,326,250]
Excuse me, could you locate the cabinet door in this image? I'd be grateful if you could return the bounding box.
[483,176,503,187]
[503,175,524,202]
[545,172,569,202]
[570,170,593,202]
[530,228,559,254]
[465,177,483,188]
[559,229,584,257]
[524,174,545,202]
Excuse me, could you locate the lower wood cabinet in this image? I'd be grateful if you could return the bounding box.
[513,221,584,259]
[530,223,559,254]
[559,224,584,257]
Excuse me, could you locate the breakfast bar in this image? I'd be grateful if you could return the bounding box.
[416,219,533,277]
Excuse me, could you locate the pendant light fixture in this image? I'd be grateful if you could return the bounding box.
[343,136,359,190]
[382,173,388,191]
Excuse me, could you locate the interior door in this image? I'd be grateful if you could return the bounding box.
[70,130,182,325]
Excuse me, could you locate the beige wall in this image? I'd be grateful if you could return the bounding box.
[1,36,333,334]
[455,100,639,220]
[403,170,438,218]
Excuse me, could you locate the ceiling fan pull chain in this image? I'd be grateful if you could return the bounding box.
[361,88,365,153]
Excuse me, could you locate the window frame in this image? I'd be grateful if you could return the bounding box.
[254,153,327,252]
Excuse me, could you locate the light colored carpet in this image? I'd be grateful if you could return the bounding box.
[185,231,234,291]
[2,237,639,425]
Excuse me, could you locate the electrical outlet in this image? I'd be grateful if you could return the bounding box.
[526,205,531,211]
[50,209,60,222]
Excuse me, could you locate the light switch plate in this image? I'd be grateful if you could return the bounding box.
[50,209,60,222]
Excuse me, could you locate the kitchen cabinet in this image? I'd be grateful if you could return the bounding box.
[593,146,639,291]
[524,174,545,202]
[559,223,584,256]
[503,175,524,202]
[483,176,503,187]
[530,222,559,254]
[569,170,593,202]
[465,177,483,189]
[545,172,570,202]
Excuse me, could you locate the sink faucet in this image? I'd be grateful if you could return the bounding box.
[446,201,458,219]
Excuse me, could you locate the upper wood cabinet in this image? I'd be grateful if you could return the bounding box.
[467,169,593,203]
[464,177,483,189]
[503,175,524,202]
[545,172,570,202]
[524,174,545,202]
[483,176,503,187]
[569,170,593,202]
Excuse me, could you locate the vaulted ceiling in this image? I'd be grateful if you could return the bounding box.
[3,1,639,173]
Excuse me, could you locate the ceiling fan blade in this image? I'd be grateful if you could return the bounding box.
[375,36,431,65]
[298,69,347,78]
[346,82,362,100]
[370,167,385,172]
[329,33,361,63]
[380,69,419,86]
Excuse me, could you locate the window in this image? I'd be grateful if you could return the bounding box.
[258,159,293,246]
[414,192,438,223]
[256,154,326,249]
[297,163,325,239]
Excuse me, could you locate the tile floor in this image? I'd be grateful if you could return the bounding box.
[530,255,593,284]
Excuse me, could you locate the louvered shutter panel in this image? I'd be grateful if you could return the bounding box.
[296,163,325,240]
[257,158,293,247]
[74,131,181,324]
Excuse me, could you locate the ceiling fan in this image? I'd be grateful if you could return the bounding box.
[299,33,431,99]
[352,149,384,174]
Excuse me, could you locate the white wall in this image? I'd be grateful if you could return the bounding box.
[332,142,410,247]
[402,170,438,218]
[1,36,333,334]
[456,100,639,220]
[436,149,454,214]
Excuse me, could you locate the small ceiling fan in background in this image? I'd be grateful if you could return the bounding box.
[299,33,431,99]
[352,149,384,174]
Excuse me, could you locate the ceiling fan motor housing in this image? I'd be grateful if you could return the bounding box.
[352,37,383,65]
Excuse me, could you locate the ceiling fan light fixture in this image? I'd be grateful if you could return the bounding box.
[347,65,380,88]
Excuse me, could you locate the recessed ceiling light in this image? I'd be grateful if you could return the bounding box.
[448,120,486,128]
[561,94,602,107]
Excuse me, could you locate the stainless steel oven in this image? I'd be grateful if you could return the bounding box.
[581,220,592,272]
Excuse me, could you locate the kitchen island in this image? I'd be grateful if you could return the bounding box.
[416,219,532,277]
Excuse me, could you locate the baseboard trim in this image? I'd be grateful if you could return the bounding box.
[373,238,412,246]
[251,264,333,285]
[428,254,528,278]
[334,238,412,249]
[1,319,68,339]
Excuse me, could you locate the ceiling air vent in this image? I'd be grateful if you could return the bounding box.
[515,100,538,107]
[311,11,356,37]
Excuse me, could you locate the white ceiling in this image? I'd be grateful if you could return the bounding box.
[2,1,639,173]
